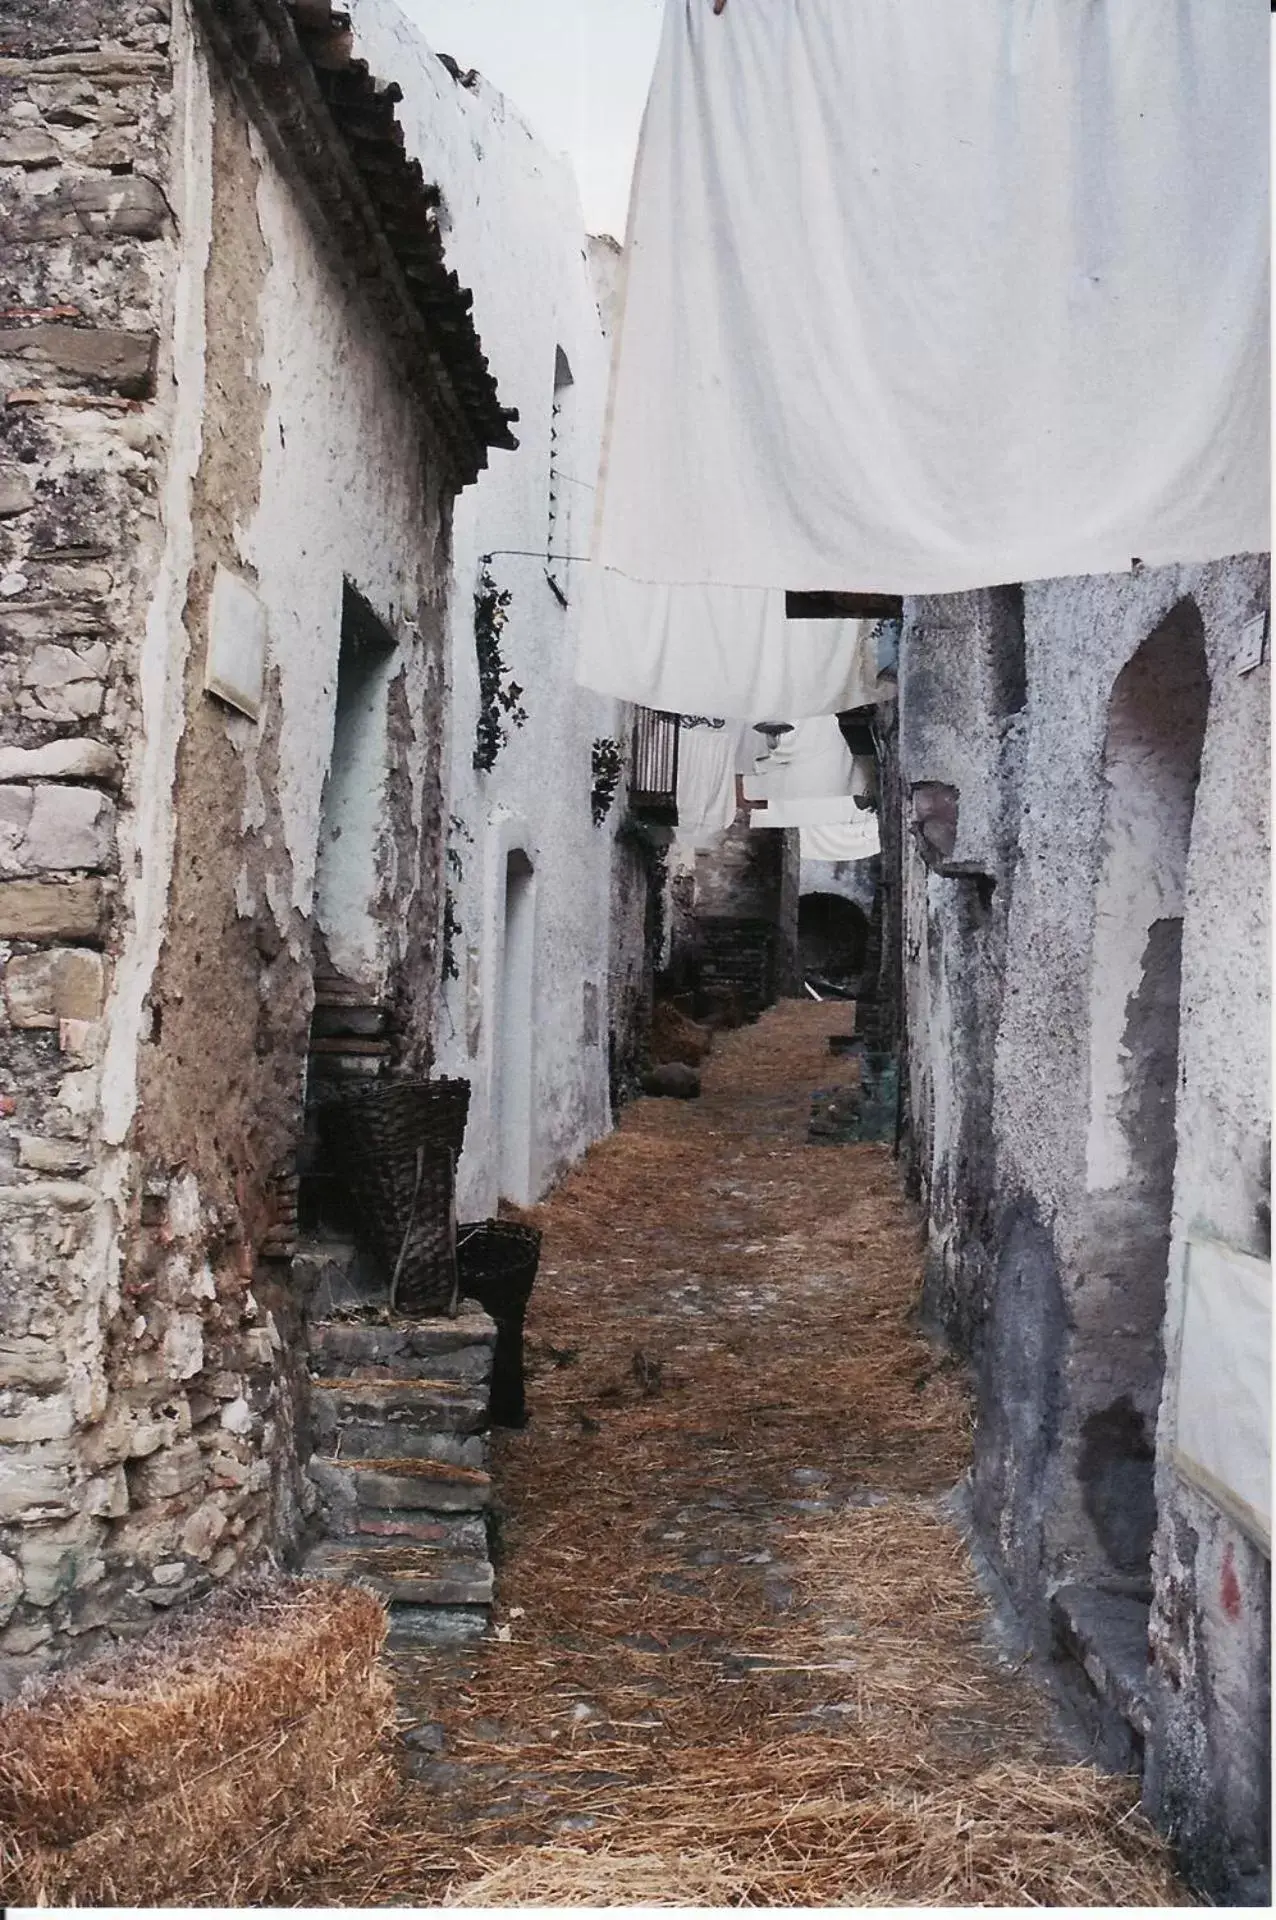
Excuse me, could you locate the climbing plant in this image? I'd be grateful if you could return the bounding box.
[473,567,526,772]
[590,736,623,825]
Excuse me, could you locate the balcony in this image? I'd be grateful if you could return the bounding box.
[629,707,680,825]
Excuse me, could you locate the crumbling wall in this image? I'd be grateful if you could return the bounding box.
[899,556,1270,1899]
[0,0,453,1688]
[900,588,1026,1355]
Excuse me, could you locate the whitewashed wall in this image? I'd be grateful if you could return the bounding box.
[349,0,622,1214]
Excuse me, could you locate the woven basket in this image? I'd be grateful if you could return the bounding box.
[322,1077,471,1158]
[320,1080,471,1315]
[457,1221,543,1428]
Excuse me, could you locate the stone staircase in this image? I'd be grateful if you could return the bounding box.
[294,1235,498,1645]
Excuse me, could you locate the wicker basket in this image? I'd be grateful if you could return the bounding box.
[320,1080,471,1315]
[456,1221,543,1428]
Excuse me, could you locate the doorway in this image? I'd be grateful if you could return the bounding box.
[1082,598,1210,1585]
[498,849,536,1205]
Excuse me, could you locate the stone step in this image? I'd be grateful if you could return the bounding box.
[387,1606,490,1647]
[309,1375,488,1446]
[312,1426,488,1468]
[320,1506,487,1557]
[292,1236,382,1317]
[304,1540,495,1608]
[1050,1583,1153,1772]
[309,1452,491,1516]
[308,1308,496,1386]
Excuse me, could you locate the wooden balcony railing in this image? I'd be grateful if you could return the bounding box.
[629,707,680,824]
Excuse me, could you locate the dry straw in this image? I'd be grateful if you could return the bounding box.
[0,1576,394,1906]
[308,1003,1189,1907]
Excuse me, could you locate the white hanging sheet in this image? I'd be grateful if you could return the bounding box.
[762,716,855,804]
[579,576,879,721]
[675,720,743,844]
[578,0,1269,715]
[801,817,882,864]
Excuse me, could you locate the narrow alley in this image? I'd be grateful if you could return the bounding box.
[304,1001,1184,1908]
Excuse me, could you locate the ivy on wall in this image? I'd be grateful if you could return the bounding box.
[441,814,471,983]
[590,736,623,825]
[473,567,526,772]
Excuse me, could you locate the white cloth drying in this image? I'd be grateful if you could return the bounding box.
[578,0,1268,715]
[675,721,742,844]
[579,576,881,721]
[800,817,882,864]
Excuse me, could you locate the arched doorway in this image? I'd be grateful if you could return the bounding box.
[798,891,870,990]
[1080,598,1210,1586]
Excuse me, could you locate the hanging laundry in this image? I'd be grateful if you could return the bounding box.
[578,0,1267,715]
[674,717,746,844]
[800,817,882,865]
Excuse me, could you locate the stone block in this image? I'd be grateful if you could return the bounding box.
[0,131,60,168]
[17,1136,92,1175]
[18,642,107,724]
[0,1390,74,1443]
[3,175,169,242]
[0,740,120,784]
[0,1178,94,1214]
[160,1312,204,1382]
[385,1605,489,1648]
[0,1334,65,1390]
[83,1465,128,1518]
[180,1496,228,1561]
[309,1375,489,1443]
[309,1453,491,1516]
[0,783,115,876]
[0,1550,21,1629]
[0,466,36,517]
[0,878,106,940]
[307,1308,496,1374]
[0,1620,53,1657]
[0,324,157,397]
[19,1524,105,1607]
[127,1437,203,1502]
[303,1540,495,1608]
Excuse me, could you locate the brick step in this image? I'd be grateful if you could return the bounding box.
[303,1540,495,1608]
[308,1308,496,1385]
[309,1452,491,1516]
[309,1375,488,1444]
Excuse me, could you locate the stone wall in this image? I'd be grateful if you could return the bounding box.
[898,556,1270,1899]
[668,805,800,1017]
[0,0,472,1688]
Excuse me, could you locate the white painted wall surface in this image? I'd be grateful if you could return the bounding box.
[349,0,622,1214]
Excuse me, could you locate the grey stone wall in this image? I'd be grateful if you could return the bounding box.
[898,556,1270,1899]
[0,0,457,1692]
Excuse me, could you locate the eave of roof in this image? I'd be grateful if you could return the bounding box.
[196,0,518,489]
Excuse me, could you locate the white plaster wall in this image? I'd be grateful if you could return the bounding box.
[345,0,621,1214]
[241,127,446,991]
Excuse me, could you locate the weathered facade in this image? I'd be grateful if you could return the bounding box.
[0,0,512,1687]
[898,561,1271,1901]
[341,18,632,1213]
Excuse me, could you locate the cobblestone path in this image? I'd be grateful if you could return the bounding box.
[302,1001,1184,1907]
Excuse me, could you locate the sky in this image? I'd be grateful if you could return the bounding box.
[395,0,666,239]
